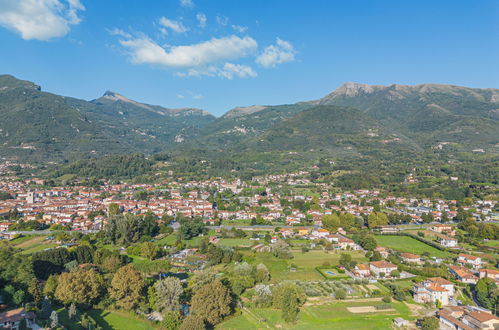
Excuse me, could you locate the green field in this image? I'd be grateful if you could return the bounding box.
[318,268,350,280]
[218,238,255,247]
[218,300,414,329]
[13,235,57,255]
[374,235,451,258]
[88,309,155,330]
[248,250,367,281]
[56,308,156,329]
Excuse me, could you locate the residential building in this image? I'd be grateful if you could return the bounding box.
[457,254,482,269]
[0,308,36,330]
[369,261,397,277]
[449,265,478,284]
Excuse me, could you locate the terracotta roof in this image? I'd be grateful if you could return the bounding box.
[370,261,397,269]
[428,277,453,285]
[467,311,499,323]
[0,308,35,324]
[458,253,479,261]
[480,268,499,275]
[427,283,447,292]
[401,252,420,259]
[356,263,369,270]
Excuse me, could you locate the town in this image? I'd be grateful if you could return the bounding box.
[0,163,497,329]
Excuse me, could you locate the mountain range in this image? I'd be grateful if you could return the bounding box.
[0,74,498,164]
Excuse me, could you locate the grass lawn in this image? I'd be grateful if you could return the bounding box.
[10,235,36,246]
[482,240,499,248]
[248,250,367,282]
[218,238,255,247]
[218,300,414,329]
[318,268,350,280]
[153,234,177,246]
[19,242,57,255]
[374,235,451,258]
[88,309,156,330]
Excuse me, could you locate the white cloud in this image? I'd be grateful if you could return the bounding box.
[180,0,194,8]
[177,91,203,99]
[108,28,131,39]
[219,63,257,79]
[178,63,256,80]
[159,17,189,33]
[232,25,247,33]
[196,13,206,28]
[256,38,296,68]
[0,0,85,40]
[120,35,257,68]
[216,15,228,26]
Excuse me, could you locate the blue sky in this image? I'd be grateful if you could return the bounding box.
[0,0,498,116]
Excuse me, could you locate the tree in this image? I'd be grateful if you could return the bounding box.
[475,278,497,310]
[109,264,145,310]
[178,217,206,240]
[339,253,353,269]
[334,288,347,300]
[391,270,400,278]
[54,269,105,306]
[255,263,270,283]
[12,290,25,305]
[108,203,120,215]
[28,279,43,304]
[190,280,232,326]
[271,240,293,259]
[253,284,272,307]
[40,297,52,319]
[101,255,122,273]
[68,303,77,320]
[367,211,388,228]
[358,234,377,251]
[322,214,341,232]
[420,316,439,330]
[161,310,182,330]
[179,315,205,330]
[50,311,59,329]
[188,267,218,291]
[155,277,183,313]
[272,282,306,323]
[281,287,300,322]
[141,242,159,260]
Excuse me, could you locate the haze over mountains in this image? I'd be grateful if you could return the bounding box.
[0,74,497,162]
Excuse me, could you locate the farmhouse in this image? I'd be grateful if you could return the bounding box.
[413,277,454,306]
[448,265,478,284]
[400,252,421,264]
[432,224,455,235]
[369,261,397,277]
[353,263,370,277]
[311,228,330,239]
[479,269,499,283]
[0,308,36,330]
[457,253,482,269]
[437,235,458,248]
[438,306,499,330]
[375,246,389,258]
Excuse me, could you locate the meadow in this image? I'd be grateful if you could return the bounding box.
[218,300,414,329]
[246,250,367,281]
[374,235,451,258]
